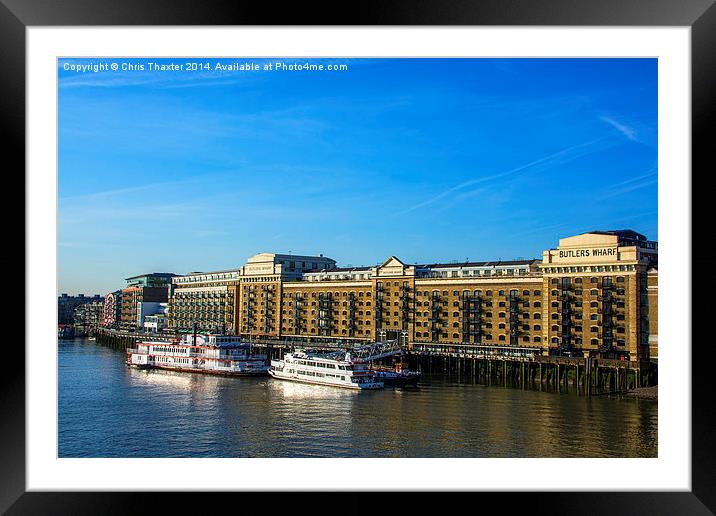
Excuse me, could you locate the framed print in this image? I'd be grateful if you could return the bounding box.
[5,0,714,512]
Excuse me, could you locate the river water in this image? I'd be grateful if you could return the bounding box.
[58,338,657,458]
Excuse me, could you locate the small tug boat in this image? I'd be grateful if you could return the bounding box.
[371,363,421,387]
[269,349,384,390]
[126,333,269,376]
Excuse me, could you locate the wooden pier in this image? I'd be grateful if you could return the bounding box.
[405,351,654,395]
[93,329,657,395]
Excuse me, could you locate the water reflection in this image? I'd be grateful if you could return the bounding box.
[266,379,361,399]
[59,339,657,458]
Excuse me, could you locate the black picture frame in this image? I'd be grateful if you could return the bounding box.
[4,0,712,512]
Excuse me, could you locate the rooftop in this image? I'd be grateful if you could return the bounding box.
[418,259,540,269]
[125,272,179,280]
[587,229,647,241]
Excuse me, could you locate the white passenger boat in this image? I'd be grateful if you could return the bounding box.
[269,349,384,390]
[126,333,269,376]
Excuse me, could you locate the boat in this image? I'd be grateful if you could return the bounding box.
[269,348,384,390]
[371,364,421,387]
[58,325,74,339]
[126,333,269,376]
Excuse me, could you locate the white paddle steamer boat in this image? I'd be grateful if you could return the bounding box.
[126,333,269,376]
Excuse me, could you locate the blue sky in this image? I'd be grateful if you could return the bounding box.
[58,58,657,295]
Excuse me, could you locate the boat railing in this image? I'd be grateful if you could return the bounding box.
[129,347,265,359]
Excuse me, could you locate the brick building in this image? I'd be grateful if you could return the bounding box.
[167,230,658,362]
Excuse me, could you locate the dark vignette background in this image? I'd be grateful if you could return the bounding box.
[3,0,714,513]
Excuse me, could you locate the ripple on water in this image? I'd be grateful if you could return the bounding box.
[58,339,657,458]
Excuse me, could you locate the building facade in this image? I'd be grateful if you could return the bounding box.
[124,272,178,288]
[119,273,176,330]
[103,290,122,327]
[168,254,337,334]
[166,230,658,363]
[73,300,104,328]
[58,294,103,325]
[540,230,657,362]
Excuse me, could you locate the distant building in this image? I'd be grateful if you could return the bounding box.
[125,273,178,288]
[73,300,104,328]
[58,293,102,325]
[120,273,176,330]
[103,290,122,327]
[143,312,168,333]
[138,301,167,329]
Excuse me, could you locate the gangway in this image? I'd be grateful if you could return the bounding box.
[350,339,404,362]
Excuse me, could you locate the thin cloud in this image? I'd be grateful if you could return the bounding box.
[59,181,177,202]
[599,178,657,200]
[397,137,610,215]
[600,115,638,141]
[598,165,657,200]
